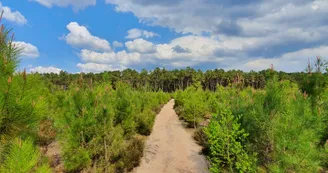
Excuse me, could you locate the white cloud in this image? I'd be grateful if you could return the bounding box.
[65,22,111,51]
[49,0,327,72]
[105,0,328,71]
[170,36,222,56]
[126,28,159,39]
[126,29,142,39]
[125,38,156,53]
[76,47,140,72]
[13,41,40,58]
[77,30,327,72]
[32,0,96,11]
[107,0,328,35]
[231,45,328,72]
[153,35,239,62]
[30,66,62,74]
[143,30,159,38]
[113,41,123,48]
[77,35,230,72]
[80,49,140,65]
[155,44,174,59]
[77,62,126,73]
[0,3,27,25]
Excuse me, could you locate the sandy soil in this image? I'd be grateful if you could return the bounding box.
[133,99,208,173]
[45,141,64,172]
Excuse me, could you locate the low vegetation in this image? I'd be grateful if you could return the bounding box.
[174,67,328,172]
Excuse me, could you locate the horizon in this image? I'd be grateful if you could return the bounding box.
[2,0,328,74]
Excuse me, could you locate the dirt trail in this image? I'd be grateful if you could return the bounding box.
[133,99,208,173]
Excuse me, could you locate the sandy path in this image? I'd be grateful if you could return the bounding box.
[133,99,208,173]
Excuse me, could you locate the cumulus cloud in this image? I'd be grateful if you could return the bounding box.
[52,0,328,72]
[172,45,191,53]
[13,41,40,58]
[63,23,155,73]
[76,35,230,72]
[230,46,328,72]
[77,62,126,73]
[105,0,328,71]
[32,0,96,11]
[0,3,27,25]
[113,41,123,48]
[125,38,156,53]
[126,28,159,39]
[65,22,111,51]
[215,20,243,36]
[107,0,328,35]
[30,66,62,74]
[154,44,174,59]
[80,49,140,65]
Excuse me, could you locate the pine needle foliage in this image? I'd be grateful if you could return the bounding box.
[175,74,328,172]
[55,79,170,172]
[0,138,51,173]
[204,109,256,173]
[0,13,51,172]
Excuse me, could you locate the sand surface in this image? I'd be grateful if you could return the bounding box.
[133,99,208,173]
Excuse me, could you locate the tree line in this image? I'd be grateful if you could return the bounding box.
[40,67,312,92]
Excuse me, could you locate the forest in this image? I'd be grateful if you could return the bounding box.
[1,15,328,173]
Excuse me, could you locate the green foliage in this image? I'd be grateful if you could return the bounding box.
[204,109,256,173]
[254,79,321,172]
[323,142,328,168]
[136,110,156,135]
[175,75,328,172]
[0,138,50,173]
[301,72,327,107]
[174,85,210,128]
[54,79,170,172]
[0,74,48,141]
[63,147,91,172]
[34,164,52,173]
[0,27,20,77]
[301,57,328,108]
[0,20,51,172]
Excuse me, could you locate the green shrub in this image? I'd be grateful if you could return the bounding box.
[0,138,51,173]
[120,136,145,172]
[63,147,91,172]
[0,21,51,172]
[175,76,327,172]
[54,80,169,172]
[136,110,156,135]
[241,78,323,172]
[176,86,210,128]
[204,109,256,173]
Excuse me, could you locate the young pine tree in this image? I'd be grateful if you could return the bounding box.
[0,12,51,172]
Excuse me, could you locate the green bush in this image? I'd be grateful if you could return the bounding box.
[63,147,91,172]
[204,109,256,173]
[0,138,51,173]
[175,76,327,172]
[136,110,156,135]
[54,79,169,172]
[0,21,51,172]
[174,85,210,128]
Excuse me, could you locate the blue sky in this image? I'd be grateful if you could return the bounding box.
[1,0,328,73]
